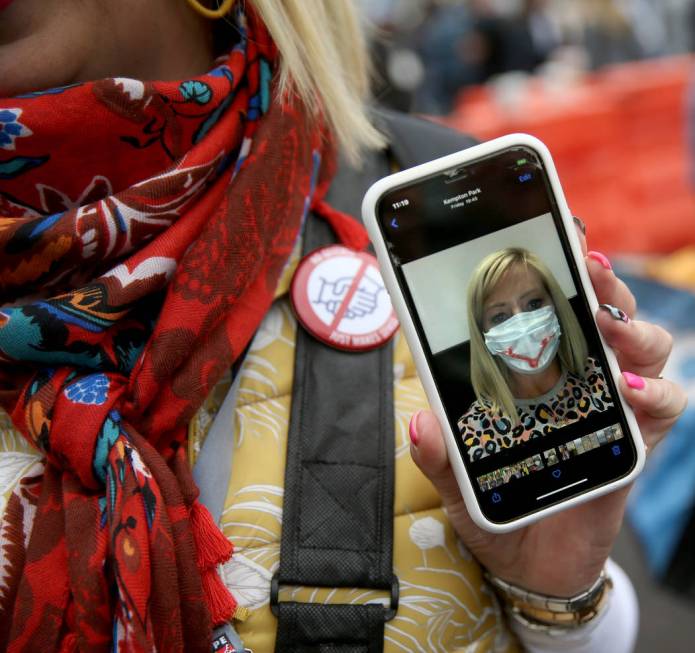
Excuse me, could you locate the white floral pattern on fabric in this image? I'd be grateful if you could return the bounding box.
[220,552,274,610]
[0,452,42,517]
[0,412,34,455]
[0,459,44,607]
[250,304,289,352]
[0,411,42,531]
[409,516,446,550]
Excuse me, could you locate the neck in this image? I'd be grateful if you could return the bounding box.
[509,359,562,399]
[1,6,216,98]
[75,7,215,83]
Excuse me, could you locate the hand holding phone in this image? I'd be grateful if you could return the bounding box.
[410,245,683,597]
[362,135,683,539]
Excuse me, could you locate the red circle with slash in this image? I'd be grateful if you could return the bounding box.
[290,245,399,352]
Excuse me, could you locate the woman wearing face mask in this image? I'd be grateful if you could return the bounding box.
[460,247,613,461]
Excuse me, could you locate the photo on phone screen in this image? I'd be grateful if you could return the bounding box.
[376,145,638,524]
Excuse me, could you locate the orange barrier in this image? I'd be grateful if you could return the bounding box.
[443,56,695,254]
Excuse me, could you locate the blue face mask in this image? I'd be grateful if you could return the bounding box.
[483,306,561,375]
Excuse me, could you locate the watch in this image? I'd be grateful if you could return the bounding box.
[484,569,613,633]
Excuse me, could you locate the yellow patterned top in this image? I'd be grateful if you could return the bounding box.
[0,248,520,652]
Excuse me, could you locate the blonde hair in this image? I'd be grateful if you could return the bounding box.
[247,0,385,162]
[467,248,588,423]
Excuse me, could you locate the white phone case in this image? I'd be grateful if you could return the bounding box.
[362,133,645,533]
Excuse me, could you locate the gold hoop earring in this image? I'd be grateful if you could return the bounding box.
[185,0,235,19]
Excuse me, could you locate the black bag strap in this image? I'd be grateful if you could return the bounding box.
[273,147,395,653]
[273,111,477,653]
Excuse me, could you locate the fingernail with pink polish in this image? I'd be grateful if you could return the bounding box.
[623,371,645,390]
[588,251,612,270]
[409,411,421,446]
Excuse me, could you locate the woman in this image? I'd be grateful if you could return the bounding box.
[460,247,613,461]
[0,1,686,652]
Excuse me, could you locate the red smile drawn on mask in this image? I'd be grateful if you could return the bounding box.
[504,336,550,368]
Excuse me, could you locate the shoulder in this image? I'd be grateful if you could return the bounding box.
[327,109,478,220]
[565,356,605,383]
[457,398,492,433]
[373,107,479,167]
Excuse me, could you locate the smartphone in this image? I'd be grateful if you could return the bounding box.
[362,134,645,532]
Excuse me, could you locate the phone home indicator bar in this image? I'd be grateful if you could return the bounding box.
[536,478,588,501]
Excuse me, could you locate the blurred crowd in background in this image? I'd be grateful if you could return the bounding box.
[360,2,695,650]
[362,0,695,114]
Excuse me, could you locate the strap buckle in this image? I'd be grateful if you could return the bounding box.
[269,574,400,621]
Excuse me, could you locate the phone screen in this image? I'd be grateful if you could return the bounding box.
[376,145,638,524]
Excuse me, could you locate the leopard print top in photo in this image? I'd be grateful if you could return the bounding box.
[458,357,612,462]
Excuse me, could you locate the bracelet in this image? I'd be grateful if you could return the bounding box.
[484,569,613,631]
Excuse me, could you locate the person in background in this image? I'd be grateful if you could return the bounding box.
[413,0,482,114]
[579,0,645,69]
[466,0,562,81]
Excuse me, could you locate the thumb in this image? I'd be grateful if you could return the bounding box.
[410,410,497,548]
[409,410,469,509]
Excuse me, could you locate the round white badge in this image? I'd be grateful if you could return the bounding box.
[290,245,399,352]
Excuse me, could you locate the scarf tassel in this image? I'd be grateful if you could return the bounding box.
[201,568,238,626]
[190,499,237,625]
[313,199,370,251]
[190,499,233,568]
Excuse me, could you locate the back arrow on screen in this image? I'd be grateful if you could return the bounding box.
[391,218,399,228]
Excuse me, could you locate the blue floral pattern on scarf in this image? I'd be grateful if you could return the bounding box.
[65,373,111,405]
[0,108,32,150]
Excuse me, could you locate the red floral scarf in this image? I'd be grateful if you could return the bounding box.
[0,8,334,651]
